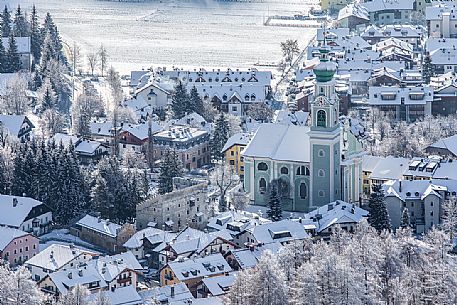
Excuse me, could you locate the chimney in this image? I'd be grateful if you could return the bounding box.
[78,269,83,277]
[399,179,402,192]
[50,251,54,259]
[68,272,72,279]
[12,198,18,207]
[171,286,175,298]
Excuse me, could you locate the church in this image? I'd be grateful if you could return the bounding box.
[242,48,364,212]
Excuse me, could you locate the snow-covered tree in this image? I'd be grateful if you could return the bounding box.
[30,5,42,65]
[441,198,457,241]
[189,86,204,116]
[422,55,434,84]
[368,184,391,233]
[210,112,230,161]
[171,81,190,119]
[57,284,91,305]
[40,109,65,137]
[1,6,12,38]
[400,207,411,229]
[13,5,30,37]
[0,266,44,305]
[98,44,108,77]
[210,161,239,212]
[267,179,282,222]
[5,34,21,72]
[280,39,300,64]
[226,113,242,136]
[1,73,29,115]
[246,102,274,122]
[87,52,99,76]
[158,149,182,195]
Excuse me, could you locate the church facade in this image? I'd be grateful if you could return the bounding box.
[242,48,364,212]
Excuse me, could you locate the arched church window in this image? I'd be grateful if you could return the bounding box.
[318,149,325,157]
[296,166,305,176]
[257,162,268,171]
[318,169,325,177]
[319,190,325,197]
[280,167,288,175]
[305,167,310,176]
[259,178,267,194]
[299,183,307,199]
[317,110,326,127]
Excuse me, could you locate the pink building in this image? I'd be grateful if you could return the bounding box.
[0,227,39,266]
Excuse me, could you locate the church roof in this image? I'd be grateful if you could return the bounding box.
[242,123,310,163]
[313,48,337,83]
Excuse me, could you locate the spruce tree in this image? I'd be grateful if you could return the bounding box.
[267,180,282,222]
[422,55,434,84]
[1,6,11,38]
[158,150,182,194]
[30,5,42,65]
[401,207,411,229]
[0,36,6,73]
[189,86,204,116]
[13,5,30,37]
[5,34,21,72]
[368,184,392,233]
[171,82,190,119]
[210,112,230,161]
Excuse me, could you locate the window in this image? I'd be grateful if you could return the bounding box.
[318,149,325,157]
[280,167,288,175]
[318,190,325,197]
[257,162,268,171]
[299,183,307,199]
[250,94,256,101]
[259,178,267,194]
[318,169,325,177]
[317,110,326,127]
[230,160,235,165]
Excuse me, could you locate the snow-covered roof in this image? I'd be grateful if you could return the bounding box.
[175,112,207,127]
[0,195,45,228]
[53,133,80,147]
[167,253,231,281]
[89,286,142,305]
[383,179,457,202]
[75,140,102,155]
[207,210,270,234]
[362,0,414,12]
[153,126,208,143]
[169,230,233,256]
[222,132,251,152]
[248,219,309,244]
[121,121,162,141]
[130,70,150,87]
[302,200,369,233]
[76,215,121,238]
[368,156,410,180]
[123,227,168,249]
[362,24,423,40]
[193,82,268,103]
[242,123,311,163]
[139,283,193,304]
[90,252,142,283]
[1,37,30,53]
[48,264,107,295]
[362,155,383,172]
[0,227,31,250]
[25,244,95,271]
[229,243,281,269]
[0,114,31,137]
[430,47,457,65]
[426,3,457,21]
[273,110,309,126]
[90,120,117,137]
[374,37,413,53]
[338,3,369,21]
[368,86,433,106]
[202,273,236,296]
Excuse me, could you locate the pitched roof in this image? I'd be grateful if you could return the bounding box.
[167,253,231,281]
[90,252,142,283]
[76,215,121,238]
[0,115,31,137]
[383,179,457,201]
[90,286,142,305]
[140,283,193,304]
[242,123,311,163]
[0,227,31,250]
[25,244,95,271]
[222,132,251,152]
[48,264,107,295]
[248,220,309,244]
[0,195,45,228]
[202,274,236,296]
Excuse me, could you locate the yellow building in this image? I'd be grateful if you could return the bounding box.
[222,133,251,180]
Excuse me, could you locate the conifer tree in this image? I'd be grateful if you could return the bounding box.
[13,5,30,37]
[267,180,282,222]
[368,184,391,233]
[401,207,411,229]
[0,37,5,73]
[1,6,11,38]
[171,82,190,119]
[210,112,230,161]
[30,5,42,65]
[158,150,182,194]
[5,34,21,72]
[422,55,434,84]
[189,86,204,116]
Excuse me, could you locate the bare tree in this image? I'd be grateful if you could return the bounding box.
[98,44,109,77]
[1,73,30,115]
[40,109,66,137]
[210,161,240,212]
[87,52,99,76]
[246,102,274,123]
[442,198,457,241]
[280,39,300,64]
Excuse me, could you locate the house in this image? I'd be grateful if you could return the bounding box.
[132,81,172,111]
[337,3,370,30]
[0,227,39,267]
[25,244,96,282]
[426,134,457,158]
[139,283,193,304]
[38,263,107,297]
[368,86,434,122]
[90,252,143,291]
[300,200,369,237]
[123,227,171,261]
[222,132,251,180]
[206,211,270,247]
[241,219,309,246]
[361,25,424,50]
[89,286,142,305]
[197,273,236,298]
[153,126,210,170]
[89,120,120,146]
[224,243,281,271]
[362,155,410,193]
[0,194,52,236]
[72,215,136,254]
[321,0,352,13]
[1,37,31,70]
[160,253,232,296]
[243,49,364,212]
[118,122,162,155]
[53,133,109,164]
[429,47,457,74]
[383,179,457,233]
[426,3,457,38]
[0,114,34,142]
[136,178,209,232]
[362,0,416,26]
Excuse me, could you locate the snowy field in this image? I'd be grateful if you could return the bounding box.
[10,0,317,74]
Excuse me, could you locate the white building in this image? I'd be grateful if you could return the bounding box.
[241,219,309,246]
[426,3,457,38]
[362,0,416,26]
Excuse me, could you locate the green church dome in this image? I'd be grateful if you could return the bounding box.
[313,48,337,83]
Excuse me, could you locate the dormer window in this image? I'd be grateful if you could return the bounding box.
[317,110,326,127]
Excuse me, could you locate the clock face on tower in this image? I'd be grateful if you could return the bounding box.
[314,96,328,107]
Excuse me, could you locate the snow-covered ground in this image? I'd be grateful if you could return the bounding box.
[10,0,317,74]
[39,229,102,253]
